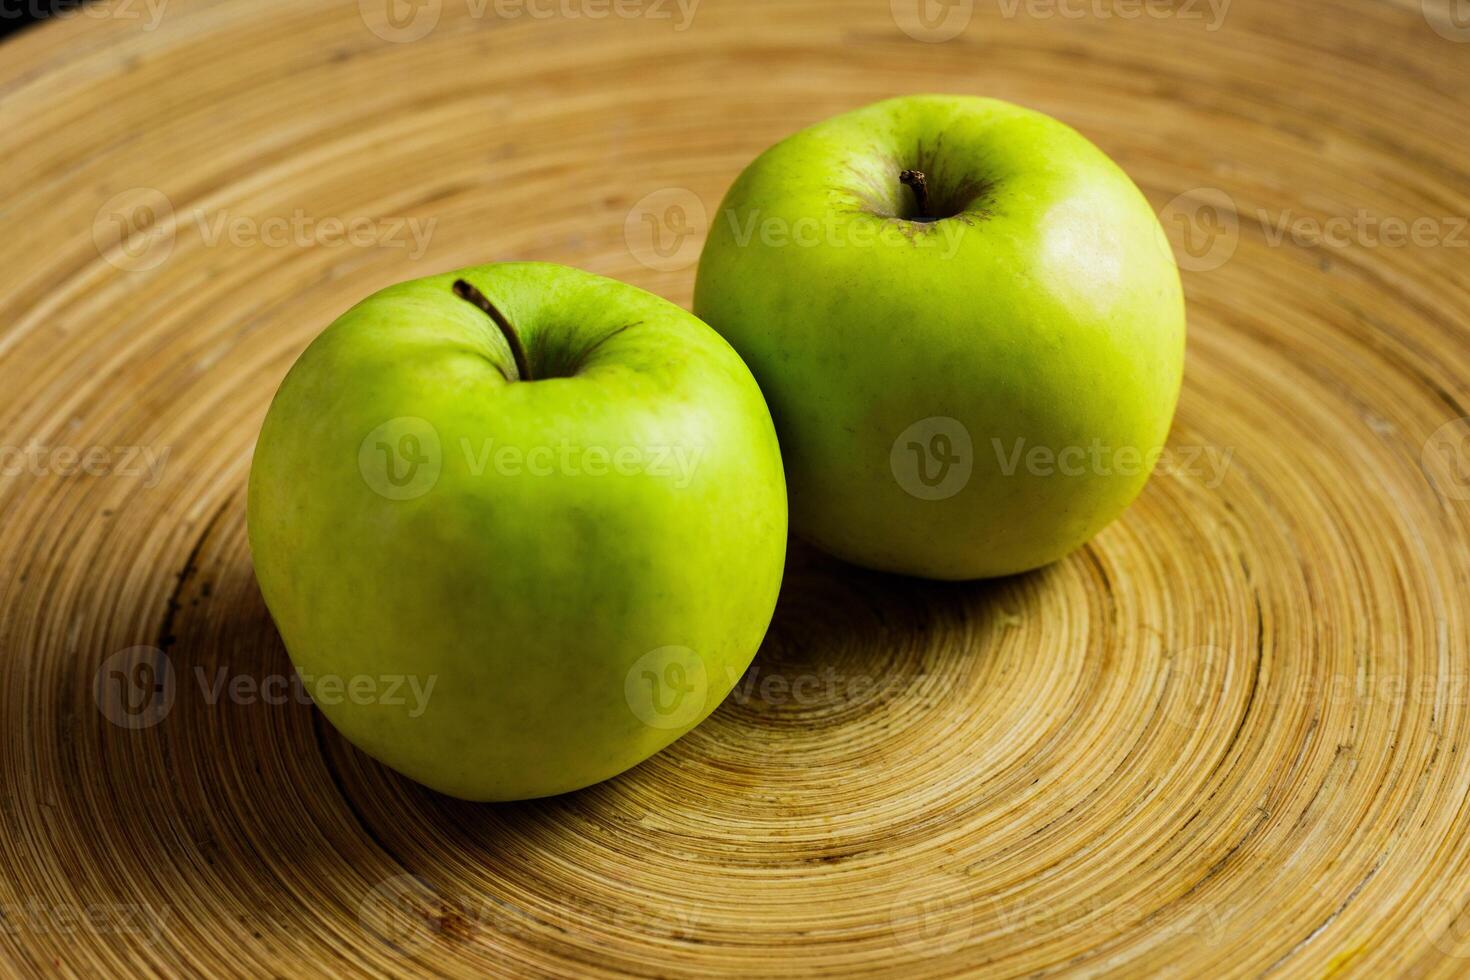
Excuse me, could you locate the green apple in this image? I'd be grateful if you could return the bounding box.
[247,263,787,801]
[695,95,1185,580]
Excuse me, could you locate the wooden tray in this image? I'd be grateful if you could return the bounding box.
[2,0,1468,975]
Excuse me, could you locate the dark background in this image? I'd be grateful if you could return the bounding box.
[1,1,64,43]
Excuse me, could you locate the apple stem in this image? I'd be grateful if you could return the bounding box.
[453,279,533,382]
[899,169,929,219]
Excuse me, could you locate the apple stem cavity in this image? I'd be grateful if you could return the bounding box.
[454,279,534,382]
[899,169,933,222]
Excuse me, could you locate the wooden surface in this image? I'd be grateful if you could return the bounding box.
[2,0,1469,976]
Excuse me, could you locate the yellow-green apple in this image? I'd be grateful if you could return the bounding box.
[248,263,787,801]
[695,95,1185,579]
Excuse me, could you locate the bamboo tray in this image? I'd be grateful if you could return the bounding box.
[2,0,1469,975]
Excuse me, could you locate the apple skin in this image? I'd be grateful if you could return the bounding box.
[247,263,787,801]
[694,95,1185,580]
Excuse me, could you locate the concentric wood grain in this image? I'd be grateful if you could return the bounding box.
[2,0,1468,975]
